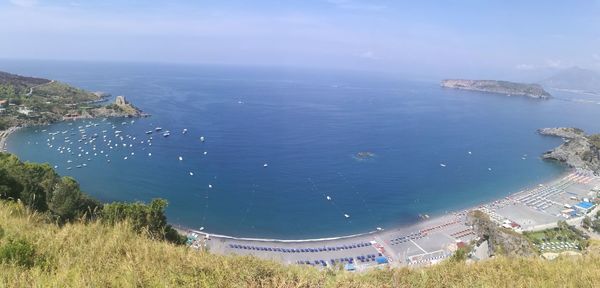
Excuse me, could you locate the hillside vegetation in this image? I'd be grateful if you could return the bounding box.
[1,203,600,287]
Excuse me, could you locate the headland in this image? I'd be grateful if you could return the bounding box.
[0,70,146,151]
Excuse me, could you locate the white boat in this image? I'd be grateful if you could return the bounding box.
[263,163,268,167]
[344,214,350,218]
[145,131,153,134]
[440,163,446,167]
[163,131,170,137]
[182,129,188,134]
[179,156,183,161]
[200,136,205,142]
[326,196,331,200]
[155,127,162,131]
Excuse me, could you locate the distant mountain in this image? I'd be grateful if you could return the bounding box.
[441,79,551,99]
[540,67,600,93]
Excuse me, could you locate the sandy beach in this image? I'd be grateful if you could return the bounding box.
[185,169,600,270]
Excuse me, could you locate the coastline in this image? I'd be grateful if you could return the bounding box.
[0,126,20,152]
[186,167,599,269]
[179,168,572,242]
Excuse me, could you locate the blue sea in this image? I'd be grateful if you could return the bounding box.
[3,60,600,239]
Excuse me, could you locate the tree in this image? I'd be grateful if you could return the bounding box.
[101,199,185,244]
[583,216,592,230]
[0,169,22,200]
[48,177,99,221]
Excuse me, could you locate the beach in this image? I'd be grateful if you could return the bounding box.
[0,126,20,152]
[186,169,600,270]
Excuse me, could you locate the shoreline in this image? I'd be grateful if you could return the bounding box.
[186,168,599,269]
[0,126,21,152]
[178,168,572,242]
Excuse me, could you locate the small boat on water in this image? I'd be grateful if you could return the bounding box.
[344,214,350,218]
[145,131,153,134]
[155,127,162,131]
[263,163,268,167]
[440,163,446,167]
[183,129,188,134]
[163,131,170,137]
[200,136,205,142]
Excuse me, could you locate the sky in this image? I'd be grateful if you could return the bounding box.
[1,0,600,79]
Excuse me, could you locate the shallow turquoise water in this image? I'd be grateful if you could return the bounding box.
[3,60,599,239]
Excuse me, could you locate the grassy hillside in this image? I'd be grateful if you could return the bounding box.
[2,202,600,287]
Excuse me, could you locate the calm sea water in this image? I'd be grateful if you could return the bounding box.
[3,60,600,239]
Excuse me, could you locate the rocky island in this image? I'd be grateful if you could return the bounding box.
[441,79,552,99]
[539,127,600,174]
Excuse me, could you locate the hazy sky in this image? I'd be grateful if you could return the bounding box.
[2,0,600,78]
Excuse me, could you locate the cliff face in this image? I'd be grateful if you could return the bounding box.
[468,211,536,257]
[441,79,552,99]
[539,127,600,174]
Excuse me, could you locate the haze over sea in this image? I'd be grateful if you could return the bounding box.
[3,60,600,239]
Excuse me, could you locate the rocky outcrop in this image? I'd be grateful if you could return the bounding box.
[69,96,147,120]
[441,79,552,99]
[468,211,537,257]
[538,127,585,139]
[539,127,600,174]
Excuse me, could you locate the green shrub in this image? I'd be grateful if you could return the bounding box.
[0,238,36,268]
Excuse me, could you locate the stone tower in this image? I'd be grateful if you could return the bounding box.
[115,96,127,106]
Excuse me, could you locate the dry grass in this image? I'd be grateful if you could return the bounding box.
[1,201,600,287]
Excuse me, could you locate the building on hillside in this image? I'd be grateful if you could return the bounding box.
[17,106,32,116]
